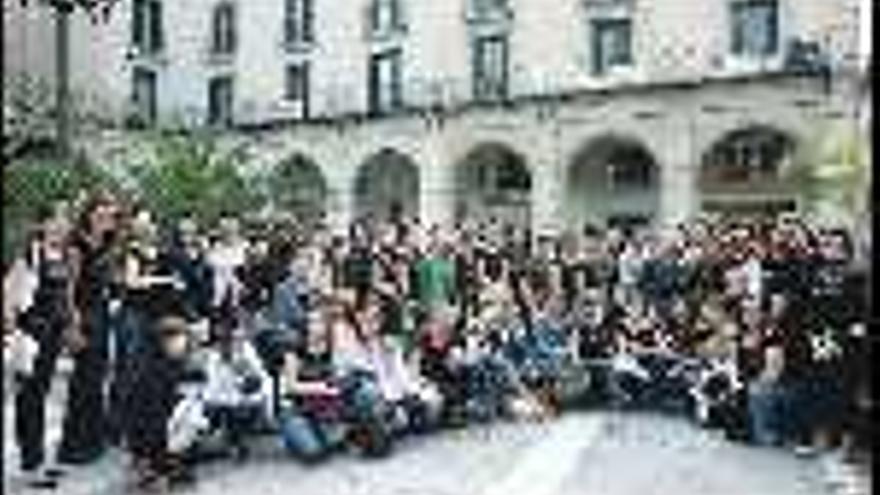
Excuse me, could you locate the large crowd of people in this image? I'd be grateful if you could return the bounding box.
[2,191,872,492]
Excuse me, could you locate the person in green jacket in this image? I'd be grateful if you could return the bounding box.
[413,234,457,314]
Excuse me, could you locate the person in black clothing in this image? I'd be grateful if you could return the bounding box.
[343,221,375,310]
[165,217,214,322]
[124,315,198,491]
[108,207,180,445]
[57,192,120,466]
[13,214,74,488]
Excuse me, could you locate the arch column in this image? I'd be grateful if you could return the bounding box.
[420,129,456,228]
[658,117,699,226]
[327,183,353,235]
[531,136,565,237]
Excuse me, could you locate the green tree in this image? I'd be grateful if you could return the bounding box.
[787,120,871,225]
[3,156,117,263]
[130,134,261,226]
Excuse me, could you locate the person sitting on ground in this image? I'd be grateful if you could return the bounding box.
[196,317,271,461]
[277,309,346,462]
[123,315,202,492]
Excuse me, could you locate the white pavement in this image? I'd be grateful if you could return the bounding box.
[3,367,872,495]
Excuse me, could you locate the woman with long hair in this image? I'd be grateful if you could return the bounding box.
[12,210,74,487]
[57,191,120,465]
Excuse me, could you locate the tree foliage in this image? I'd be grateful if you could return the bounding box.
[3,157,117,263]
[130,135,262,227]
[787,120,871,221]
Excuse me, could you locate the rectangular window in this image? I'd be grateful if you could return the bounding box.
[207,76,234,126]
[285,0,314,45]
[731,0,779,57]
[132,0,164,54]
[470,0,509,20]
[473,36,508,101]
[285,62,310,119]
[211,3,237,55]
[369,49,403,114]
[591,18,632,75]
[132,67,157,125]
[369,0,403,35]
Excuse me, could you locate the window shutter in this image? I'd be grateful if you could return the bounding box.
[304,0,314,42]
[132,0,144,48]
[229,5,238,53]
[284,0,294,44]
[592,22,603,74]
[211,7,220,52]
[391,51,402,107]
[370,0,380,33]
[302,62,310,118]
[765,2,778,55]
[473,40,483,98]
[390,0,400,30]
[150,0,164,52]
[500,37,509,98]
[368,55,379,113]
[731,4,744,55]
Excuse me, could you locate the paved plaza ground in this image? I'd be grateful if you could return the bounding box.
[3,359,871,495]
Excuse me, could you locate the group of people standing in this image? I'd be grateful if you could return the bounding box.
[3,190,871,492]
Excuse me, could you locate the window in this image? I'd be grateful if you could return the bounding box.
[132,0,164,54]
[368,0,404,35]
[731,0,779,57]
[211,3,237,55]
[591,18,632,75]
[132,67,157,125]
[369,49,403,115]
[703,128,793,183]
[207,76,234,126]
[469,0,510,20]
[284,0,314,45]
[473,36,508,101]
[285,62,310,119]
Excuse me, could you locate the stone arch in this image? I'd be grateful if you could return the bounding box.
[566,132,661,231]
[268,152,330,225]
[454,141,532,230]
[354,148,420,222]
[699,124,799,216]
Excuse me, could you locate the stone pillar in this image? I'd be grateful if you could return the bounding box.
[531,127,565,237]
[326,183,353,236]
[419,126,456,229]
[531,157,565,237]
[658,117,700,227]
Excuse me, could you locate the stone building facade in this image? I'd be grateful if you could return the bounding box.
[5,0,871,234]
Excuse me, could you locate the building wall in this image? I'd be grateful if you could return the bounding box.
[6,0,862,125]
[83,74,855,234]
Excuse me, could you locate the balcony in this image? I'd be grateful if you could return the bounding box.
[464,0,514,26]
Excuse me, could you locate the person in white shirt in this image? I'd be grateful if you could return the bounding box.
[207,217,248,312]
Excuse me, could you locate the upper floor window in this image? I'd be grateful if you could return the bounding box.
[284,62,310,119]
[132,0,164,54]
[207,76,234,126]
[367,0,405,36]
[284,0,315,46]
[468,0,511,21]
[211,3,237,55]
[131,67,157,126]
[591,18,632,75]
[731,0,779,57]
[473,35,508,101]
[368,49,403,115]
